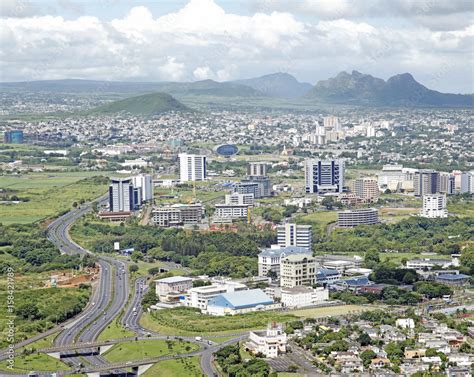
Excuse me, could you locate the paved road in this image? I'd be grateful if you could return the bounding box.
[47,196,130,371]
[121,277,149,335]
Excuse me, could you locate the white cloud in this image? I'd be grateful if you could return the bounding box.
[0,0,472,92]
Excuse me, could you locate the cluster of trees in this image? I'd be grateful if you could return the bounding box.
[319,217,472,256]
[0,285,90,348]
[77,221,276,278]
[214,344,272,377]
[370,265,419,285]
[0,224,95,274]
[412,282,453,299]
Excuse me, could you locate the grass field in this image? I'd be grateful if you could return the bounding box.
[288,304,376,318]
[18,333,58,352]
[142,308,296,336]
[0,353,69,373]
[0,172,110,224]
[142,357,204,377]
[103,339,199,363]
[97,319,135,341]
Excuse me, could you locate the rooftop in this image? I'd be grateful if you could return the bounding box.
[436,274,470,280]
[259,246,311,258]
[155,276,193,284]
[208,288,273,309]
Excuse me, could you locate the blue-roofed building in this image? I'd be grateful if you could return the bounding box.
[316,268,342,284]
[435,273,470,287]
[206,288,280,316]
[258,246,312,278]
[332,276,372,291]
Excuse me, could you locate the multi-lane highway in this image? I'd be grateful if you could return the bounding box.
[47,197,130,370]
[121,277,149,335]
[1,197,245,376]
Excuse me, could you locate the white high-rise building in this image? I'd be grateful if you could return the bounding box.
[248,162,267,177]
[178,153,207,182]
[277,223,312,251]
[421,193,447,218]
[323,116,340,130]
[461,171,474,194]
[132,174,153,202]
[305,159,344,194]
[109,178,134,212]
[225,192,254,206]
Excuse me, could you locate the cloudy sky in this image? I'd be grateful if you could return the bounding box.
[1,0,473,93]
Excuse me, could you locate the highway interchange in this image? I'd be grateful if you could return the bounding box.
[0,197,242,376]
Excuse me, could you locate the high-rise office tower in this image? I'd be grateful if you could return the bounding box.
[353,177,380,203]
[277,223,312,251]
[109,178,135,212]
[178,153,207,182]
[132,174,153,201]
[305,159,345,194]
[414,169,440,196]
[248,162,267,177]
[439,172,455,195]
[461,171,474,194]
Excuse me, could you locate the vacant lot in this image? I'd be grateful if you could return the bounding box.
[288,304,376,318]
[142,307,296,336]
[0,172,109,224]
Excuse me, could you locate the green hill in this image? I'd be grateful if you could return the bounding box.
[88,92,190,116]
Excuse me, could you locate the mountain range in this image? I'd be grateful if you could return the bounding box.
[1,71,472,108]
[306,71,473,107]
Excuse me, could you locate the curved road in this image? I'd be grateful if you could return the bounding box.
[47,197,130,371]
[2,198,244,376]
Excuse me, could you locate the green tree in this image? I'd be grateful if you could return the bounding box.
[129,264,139,274]
[360,349,376,368]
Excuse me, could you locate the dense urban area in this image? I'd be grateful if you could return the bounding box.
[0,87,472,377]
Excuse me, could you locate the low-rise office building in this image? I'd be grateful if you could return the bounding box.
[184,282,247,310]
[225,192,254,206]
[421,193,448,218]
[337,208,379,228]
[155,276,193,302]
[152,204,203,226]
[214,203,249,220]
[246,323,287,358]
[281,286,329,308]
[206,288,279,316]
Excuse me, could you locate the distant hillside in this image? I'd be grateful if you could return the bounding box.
[89,92,189,116]
[232,72,313,98]
[0,79,263,97]
[305,71,473,107]
[157,79,263,97]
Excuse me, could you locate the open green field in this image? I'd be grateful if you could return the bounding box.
[97,319,135,341]
[142,357,204,377]
[0,353,69,373]
[103,339,199,363]
[0,172,110,224]
[142,307,296,336]
[288,304,376,318]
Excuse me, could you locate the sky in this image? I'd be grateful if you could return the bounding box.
[0,0,473,93]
